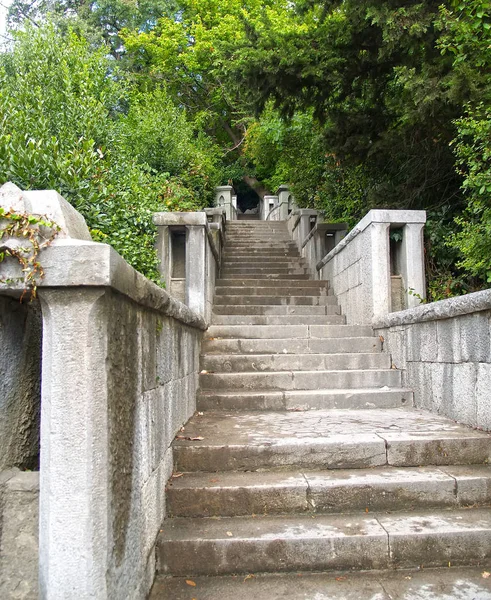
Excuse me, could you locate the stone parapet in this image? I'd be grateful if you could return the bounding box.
[375,290,491,432]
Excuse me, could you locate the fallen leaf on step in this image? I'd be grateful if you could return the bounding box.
[226,531,234,537]
[185,580,196,587]
[335,577,347,581]
[171,472,184,479]
[404,576,412,580]
[243,574,255,582]
[379,335,384,343]
[482,572,490,579]
[197,411,204,416]
[200,370,208,374]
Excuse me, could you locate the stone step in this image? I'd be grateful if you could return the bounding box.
[223,250,300,257]
[211,315,346,325]
[212,305,340,316]
[221,269,310,285]
[221,270,310,277]
[213,294,337,306]
[202,336,380,355]
[197,387,412,411]
[216,279,329,287]
[222,260,306,267]
[206,324,375,339]
[200,352,391,373]
[150,566,491,600]
[166,465,491,518]
[214,286,331,297]
[200,368,400,393]
[173,408,491,472]
[157,508,491,576]
[219,275,312,281]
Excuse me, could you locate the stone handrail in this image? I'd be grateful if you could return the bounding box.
[1,183,207,599]
[374,288,491,432]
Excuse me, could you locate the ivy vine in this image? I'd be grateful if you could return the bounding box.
[0,207,60,301]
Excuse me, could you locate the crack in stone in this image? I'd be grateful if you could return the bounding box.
[374,514,392,567]
[301,472,316,512]
[375,433,389,465]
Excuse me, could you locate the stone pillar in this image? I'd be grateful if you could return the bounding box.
[38,288,109,600]
[215,186,235,221]
[401,222,426,307]
[277,185,291,221]
[263,195,279,220]
[370,222,392,320]
[297,209,318,243]
[186,225,207,317]
[153,213,210,319]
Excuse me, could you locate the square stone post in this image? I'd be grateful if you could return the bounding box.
[38,287,109,600]
[401,222,426,307]
[185,224,207,317]
[263,195,279,220]
[215,185,236,221]
[277,185,291,221]
[370,222,392,320]
[153,213,210,320]
[297,209,319,244]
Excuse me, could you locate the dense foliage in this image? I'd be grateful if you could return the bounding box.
[2,0,491,295]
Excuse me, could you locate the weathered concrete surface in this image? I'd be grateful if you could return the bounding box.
[0,297,41,470]
[0,471,39,600]
[150,567,491,599]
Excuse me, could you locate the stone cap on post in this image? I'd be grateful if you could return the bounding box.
[0,182,92,241]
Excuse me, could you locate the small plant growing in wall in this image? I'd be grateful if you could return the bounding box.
[0,207,60,300]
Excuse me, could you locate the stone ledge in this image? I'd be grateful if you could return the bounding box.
[153,212,208,226]
[374,288,491,328]
[0,239,207,330]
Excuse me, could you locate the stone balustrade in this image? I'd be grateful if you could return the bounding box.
[374,290,491,431]
[0,183,207,599]
[153,210,224,323]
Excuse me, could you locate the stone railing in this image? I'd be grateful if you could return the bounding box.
[374,290,491,431]
[214,185,237,221]
[288,208,426,325]
[0,183,207,599]
[153,208,225,323]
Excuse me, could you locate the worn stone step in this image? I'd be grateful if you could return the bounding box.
[150,566,491,600]
[206,324,374,339]
[197,387,412,411]
[201,352,391,373]
[211,314,346,325]
[225,242,297,248]
[157,508,491,576]
[221,268,309,274]
[223,250,300,257]
[222,256,306,269]
[173,408,491,472]
[199,368,400,391]
[213,294,337,306]
[202,336,380,355]
[212,305,340,316]
[214,286,330,297]
[218,275,312,282]
[166,465,491,518]
[216,279,329,287]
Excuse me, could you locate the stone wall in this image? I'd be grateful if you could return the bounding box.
[374,289,491,430]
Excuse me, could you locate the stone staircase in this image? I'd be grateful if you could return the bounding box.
[151,221,491,598]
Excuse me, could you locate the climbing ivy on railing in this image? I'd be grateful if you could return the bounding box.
[0,207,60,301]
